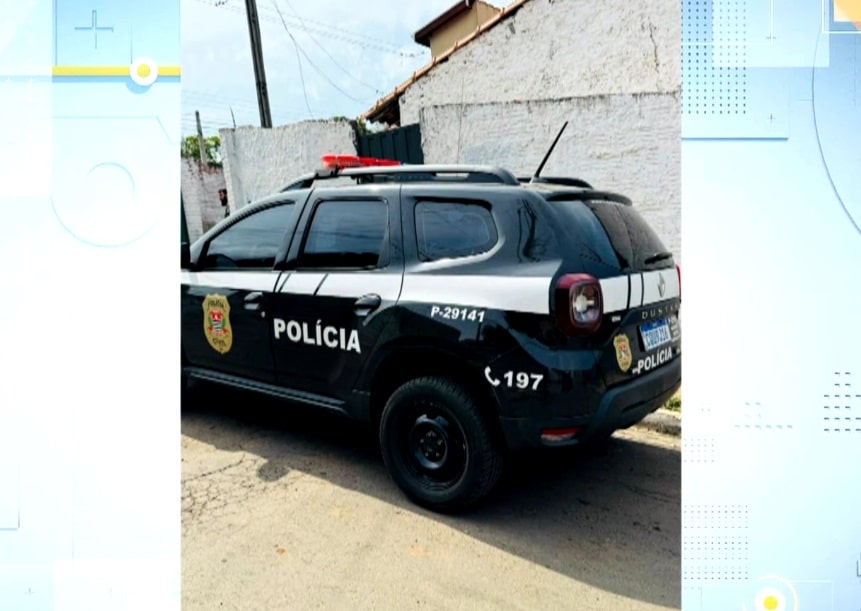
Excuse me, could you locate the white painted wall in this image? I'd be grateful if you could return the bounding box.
[397,0,681,262]
[399,0,680,125]
[219,121,357,212]
[419,93,681,263]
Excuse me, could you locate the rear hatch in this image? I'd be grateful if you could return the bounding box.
[546,195,681,387]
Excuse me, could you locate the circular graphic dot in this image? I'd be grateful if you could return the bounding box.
[129,57,158,87]
[755,587,785,611]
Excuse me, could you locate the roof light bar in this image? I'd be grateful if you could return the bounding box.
[321,154,403,170]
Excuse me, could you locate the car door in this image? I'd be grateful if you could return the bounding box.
[181,199,298,382]
[269,186,404,402]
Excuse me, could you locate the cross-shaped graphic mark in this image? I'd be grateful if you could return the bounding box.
[74,10,113,50]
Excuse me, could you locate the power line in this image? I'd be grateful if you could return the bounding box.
[269,0,315,119]
[278,0,385,95]
[190,0,425,57]
[267,1,374,104]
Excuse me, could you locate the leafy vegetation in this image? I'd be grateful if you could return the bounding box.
[181,134,223,166]
[663,392,681,412]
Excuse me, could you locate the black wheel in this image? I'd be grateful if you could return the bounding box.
[379,376,504,512]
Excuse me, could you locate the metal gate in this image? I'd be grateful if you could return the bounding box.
[356,123,424,164]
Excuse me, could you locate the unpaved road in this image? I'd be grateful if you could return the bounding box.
[182,382,680,610]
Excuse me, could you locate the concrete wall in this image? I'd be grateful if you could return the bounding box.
[398,0,681,262]
[180,158,226,242]
[419,94,681,262]
[219,121,357,213]
[400,0,680,125]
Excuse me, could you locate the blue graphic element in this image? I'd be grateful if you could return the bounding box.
[682,1,861,610]
[0,1,53,76]
[73,9,114,50]
[682,0,791,138]
[54,0,180,66]
[0,2,181,609]
[811,31,861,234]
[710,0,830,68]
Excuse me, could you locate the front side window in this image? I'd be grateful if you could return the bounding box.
[298,199,388,269]
[416,201,498,262]
[201,202,295,269]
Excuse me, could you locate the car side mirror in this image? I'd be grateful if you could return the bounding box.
[181,242,192,269]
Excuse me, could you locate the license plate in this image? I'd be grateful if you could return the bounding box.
[640,319,672,351]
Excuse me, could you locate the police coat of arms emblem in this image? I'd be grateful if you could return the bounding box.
[613,334,633,372]
[203,294,233,354]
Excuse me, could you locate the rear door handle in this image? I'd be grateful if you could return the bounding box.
[354,293,381,317]
[244,291,263,311]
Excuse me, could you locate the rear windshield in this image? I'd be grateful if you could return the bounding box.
[549,199,672,271]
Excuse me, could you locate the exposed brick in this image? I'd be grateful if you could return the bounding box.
[180,158,226,242]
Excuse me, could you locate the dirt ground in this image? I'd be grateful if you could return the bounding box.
[181,382,681,610]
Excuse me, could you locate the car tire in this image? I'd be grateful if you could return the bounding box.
[379,376,505,512]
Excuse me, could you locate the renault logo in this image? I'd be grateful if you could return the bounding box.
[658,273,666,298]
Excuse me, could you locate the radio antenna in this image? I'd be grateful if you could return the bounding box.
[531,121,568,182]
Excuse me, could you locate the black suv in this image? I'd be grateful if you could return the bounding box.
[181,155,681,512]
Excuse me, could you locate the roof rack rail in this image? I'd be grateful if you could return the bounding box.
[518,176,594,189]
[280,164,520,191]
[341,164,520,185]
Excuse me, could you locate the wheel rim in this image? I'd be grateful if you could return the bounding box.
[397,402,468,491]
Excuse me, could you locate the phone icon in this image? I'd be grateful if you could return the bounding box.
[484,366,500,387]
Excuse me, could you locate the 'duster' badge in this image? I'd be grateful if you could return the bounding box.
[203,294,233,354]
[613,334,632,372]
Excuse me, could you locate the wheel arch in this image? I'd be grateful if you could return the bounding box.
[365,342,505,440]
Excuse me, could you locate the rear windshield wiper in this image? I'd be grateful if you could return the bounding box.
[643,251,673,265]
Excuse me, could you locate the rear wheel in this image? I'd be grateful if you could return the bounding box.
[379,376,504,512]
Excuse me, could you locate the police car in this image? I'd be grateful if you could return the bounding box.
[181,144,681,512]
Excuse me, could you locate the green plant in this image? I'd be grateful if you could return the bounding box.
[181,134,222,166]
[664,394,681,412]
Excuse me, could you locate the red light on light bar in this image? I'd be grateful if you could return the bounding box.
[321,154,402,170]
[540,427,582,443]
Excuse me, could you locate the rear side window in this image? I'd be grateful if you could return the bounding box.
[416,201,498,262]
[299,199,388,269]
[585,201,670,269]
[549,198,670,271]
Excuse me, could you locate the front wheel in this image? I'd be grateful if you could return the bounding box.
[379,377,504,512]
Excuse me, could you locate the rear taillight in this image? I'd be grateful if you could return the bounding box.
[555,273,603,336]
[676,264,681,301]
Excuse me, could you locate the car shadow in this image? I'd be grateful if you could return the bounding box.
[182,381,680,608]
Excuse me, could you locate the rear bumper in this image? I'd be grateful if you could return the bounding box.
[498,356,681,449]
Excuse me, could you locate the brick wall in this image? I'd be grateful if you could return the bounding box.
[180,158,226,242]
